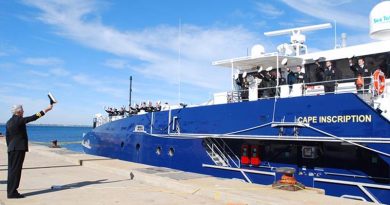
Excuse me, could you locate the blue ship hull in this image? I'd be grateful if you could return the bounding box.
[83,93,390,204]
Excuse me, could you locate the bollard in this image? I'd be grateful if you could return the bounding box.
[272,167,305,191]
[50,140,61,148]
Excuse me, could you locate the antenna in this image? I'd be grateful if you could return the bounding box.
[264,23,332,56]
[264,23,332,37]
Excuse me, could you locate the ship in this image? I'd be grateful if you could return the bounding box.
[83,2,390,204]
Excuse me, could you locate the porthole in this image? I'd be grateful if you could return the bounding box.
[156,146,162,155]
[136,143,140,151]
[168,147,174,157]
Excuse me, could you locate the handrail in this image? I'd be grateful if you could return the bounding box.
[212,143,229,166]
[209,137,241,168]
[303,123,390,158]
[233,76,372,93]
[228,76,377,102]
[204,138,230,166]
[218,138,241,168]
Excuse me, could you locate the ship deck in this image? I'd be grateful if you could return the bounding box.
[0,137,373,205]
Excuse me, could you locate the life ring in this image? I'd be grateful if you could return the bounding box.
[373,69,386,95]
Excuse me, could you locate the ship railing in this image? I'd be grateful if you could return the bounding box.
[204,137,230,167]
[226,76,376,103]
[93,115,126,127]
[208,137,241,168]
[94,116,110,127]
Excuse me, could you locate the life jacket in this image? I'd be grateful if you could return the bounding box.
[356,75,363,88]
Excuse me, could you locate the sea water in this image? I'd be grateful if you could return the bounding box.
[0,125,92,152]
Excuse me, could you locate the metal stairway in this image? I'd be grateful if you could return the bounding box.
[203,137,254,183]
[204,137,230,167]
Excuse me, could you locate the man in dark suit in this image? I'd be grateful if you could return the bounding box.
[314,60,325,82]
[295,65,306,84]
[349,57,371,94]
[6,104,53,198]
[324,61,336,93]
[286,67,297,94]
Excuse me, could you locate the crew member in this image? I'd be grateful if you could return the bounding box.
[314,60,324,83]
[105,107,114,116]
[269,68,278,97]
[257,70,267,98]
[119,107,126,116]
[234,73,243,91]
[155,101,162,111]
[278,70,287,85]
[6,104,53,198]
[286,67,296,93]
[295,65,307,95]
[295,65,306,83]
[324,61,336,93]
[146,101,154,112]
[241,72,249,101]
[350,57,370,94]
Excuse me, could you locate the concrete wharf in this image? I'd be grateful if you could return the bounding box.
[0,138,372,205]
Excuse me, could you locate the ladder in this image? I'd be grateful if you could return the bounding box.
[204,138,230,167]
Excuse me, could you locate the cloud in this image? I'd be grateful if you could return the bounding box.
[0,94,47,108]
[281,0,368,29]
[23,0,161,61]
[319,0,353,6]
[49,67,70,76]
[23,57,63,66]
[0,63,16,70]
[72,73,128,99]
[27,67,70,77]
[0,45,20,57]
[22,0,263,94]
[255,2,284,18]
[54,82,72,88]
[2,82,46,91]
[28,70,50,77]
[103,59,129,69]
[231,9,256,20]
[72,74,93,86]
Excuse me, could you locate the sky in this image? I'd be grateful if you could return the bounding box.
[0,0,381,125]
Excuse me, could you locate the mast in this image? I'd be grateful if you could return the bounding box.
[129,76,132,110]
[178,18,182,104]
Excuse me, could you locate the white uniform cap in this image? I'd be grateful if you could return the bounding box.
[281,58,288,66]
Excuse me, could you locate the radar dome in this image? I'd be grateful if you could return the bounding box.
[251,44,265,58]
[370,1,390,40]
